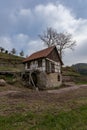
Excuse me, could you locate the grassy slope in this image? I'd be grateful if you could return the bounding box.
[0,105,87,130]
[72,63,87,75]
[0,52,24,71]
[63,66,87,84]
[0,52,24,60]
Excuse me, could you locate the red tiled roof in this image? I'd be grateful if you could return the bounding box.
[23,46,55,63]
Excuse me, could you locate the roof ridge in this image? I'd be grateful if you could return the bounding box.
[31,45,55,55]
[23,45,56,63]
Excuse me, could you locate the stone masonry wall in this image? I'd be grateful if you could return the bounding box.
[46,73,62,88]
[37,72,62,89]
[37,72,47,90]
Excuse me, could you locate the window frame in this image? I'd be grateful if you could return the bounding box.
[38,59,42,67]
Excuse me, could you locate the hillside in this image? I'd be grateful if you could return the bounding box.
[63,66,80,76]
[0,52,24,72]
[72,63,87,75]
[62,65,87,84]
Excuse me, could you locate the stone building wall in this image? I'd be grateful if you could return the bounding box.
[46,73,62,88]
[37,72,47,90]
[36,72,62,89]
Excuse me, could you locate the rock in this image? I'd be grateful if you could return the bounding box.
[0,79,6,86]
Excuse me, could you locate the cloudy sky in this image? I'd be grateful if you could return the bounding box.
[0,0,87,65]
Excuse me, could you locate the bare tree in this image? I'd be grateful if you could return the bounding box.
[11,48,16,55]
[39,27,76,59]
[39,27,57,47]
[0,47,5,53]
[55,32,76,58]
[5,50,8,54]
[20,50,24,57]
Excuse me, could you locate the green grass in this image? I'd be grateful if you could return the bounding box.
[63,66,87,85]
[0,66,22,72]
[0,105,87,130]
[0,74,15,83]
[63,71,81,77]
[0,84,87,130]
[76,81,87,85]
[0,52,24,72]
[0,52,24,60]
[73,75,87,85]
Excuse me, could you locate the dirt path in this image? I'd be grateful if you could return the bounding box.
[0,90,19,97]
[0,84,87,97]
[47,85,87,94]
[0,84,87,116]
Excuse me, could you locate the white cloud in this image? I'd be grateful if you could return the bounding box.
[34,3,76,32]
[27,40,44,56]
[9,8,33,29]
[19,9,31,16]
[13,33,29,45]
[11,3,87,45]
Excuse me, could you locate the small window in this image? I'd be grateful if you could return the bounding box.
[32,61,35,64]
[58,75,60,81]
[51,63,55,73]
[27,62,30,69]
[46,60,50,73]
[38,59,42,67]
[46,61,55,73]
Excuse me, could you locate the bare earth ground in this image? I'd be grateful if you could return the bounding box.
[0,84,87,116]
